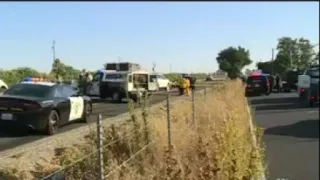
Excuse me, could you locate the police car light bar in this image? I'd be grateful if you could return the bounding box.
[23,77,55,83]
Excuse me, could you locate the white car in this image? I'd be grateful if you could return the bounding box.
[150,73,171,91]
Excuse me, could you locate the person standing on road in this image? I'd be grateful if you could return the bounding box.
[275,74,282,92]
[84,72,93,95]
[79,72,86,94]
[184,75,191,96]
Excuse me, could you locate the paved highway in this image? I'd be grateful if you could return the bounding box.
[249,92,319,180]
[0,90,184,152]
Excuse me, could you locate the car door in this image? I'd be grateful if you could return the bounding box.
[53,85,71,125]
[62,85,84,121]
[87,73,101,96]
[148,75,158,91]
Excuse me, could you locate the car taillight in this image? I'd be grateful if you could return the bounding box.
[245,84,251,88]
[310,96,316,100]
[301,88,305,92]
[266,82,270,87]
[23,102,41,109]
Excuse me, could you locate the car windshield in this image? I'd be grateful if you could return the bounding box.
[3,84,53,98]
[247,76,267,84]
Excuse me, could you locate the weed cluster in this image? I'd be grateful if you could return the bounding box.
[0,80,265,180]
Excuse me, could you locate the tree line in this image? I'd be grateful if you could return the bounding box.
[0,59,209,86]
[216,36,318,79]
[0,59,81,86]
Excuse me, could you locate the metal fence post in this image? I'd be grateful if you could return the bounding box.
[97,114,104,180]
[192,89,195,124]
[166,94,172,147]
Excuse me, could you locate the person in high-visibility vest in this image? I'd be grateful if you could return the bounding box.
[184,75,191,96]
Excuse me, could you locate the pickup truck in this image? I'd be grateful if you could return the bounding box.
[297,65,319,106]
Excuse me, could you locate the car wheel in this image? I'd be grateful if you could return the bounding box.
[46,110,59,135]
[80,103,92,123]
[0,86,6,93]
[112,92,122,103]
[309,100,315,107]
[100,91,107,99]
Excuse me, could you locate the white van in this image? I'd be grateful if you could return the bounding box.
[86,69,154,102]
[150,73,171,91]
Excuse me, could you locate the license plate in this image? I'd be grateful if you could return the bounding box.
[1,113,13,120]
[255,84,260,87]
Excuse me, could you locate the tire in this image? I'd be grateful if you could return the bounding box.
[45,110,59,135]
[112,92,122,103]
[309,100,314,107]
[131,95,138,103]
[100,92,107,99]
[265,91,270,96]
[99,85,108,99]
[80,103,92,123]
[0,86,6,93]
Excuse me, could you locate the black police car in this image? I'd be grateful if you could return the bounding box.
[245,73,271,96]
[0,80,92,135]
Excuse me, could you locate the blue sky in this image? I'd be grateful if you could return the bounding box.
[0,2,319,73]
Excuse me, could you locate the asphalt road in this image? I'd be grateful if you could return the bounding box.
[0,84,214,152]
[248,92,319,180]
[0,90,183,152]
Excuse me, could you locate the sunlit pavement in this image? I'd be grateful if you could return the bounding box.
[248,92,319,180]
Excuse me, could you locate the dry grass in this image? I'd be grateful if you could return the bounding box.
[0,80,265,180]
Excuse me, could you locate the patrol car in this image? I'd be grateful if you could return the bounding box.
[0,77,92,135]
[297,65,319,106]
[86,62,154,103]
[245,72,271,96]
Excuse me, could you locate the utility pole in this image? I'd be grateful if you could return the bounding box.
[289,49,293,69]
[271,48,274,75]
[52,40,56,61]
[152,62,156,72]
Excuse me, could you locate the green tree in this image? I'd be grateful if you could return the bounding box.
[51,59,66,81]
[295,38,316,68]
[315,52,319,62]
[276,37,316,71]
[50,59,80,81]
[0,67,41,85]
[216,46,252,79]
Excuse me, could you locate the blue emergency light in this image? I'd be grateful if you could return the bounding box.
[23,76,33,82]
[22,76,54,83]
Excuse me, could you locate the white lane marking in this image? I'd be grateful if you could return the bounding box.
[306,110,319,114]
